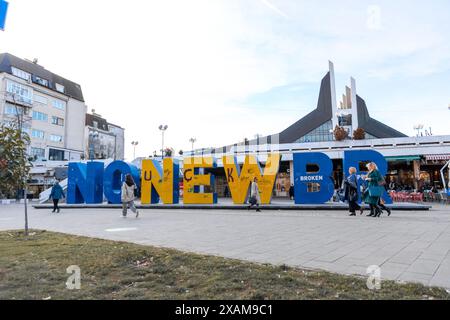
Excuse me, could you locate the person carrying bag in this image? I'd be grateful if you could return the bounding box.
[362,162,384,217]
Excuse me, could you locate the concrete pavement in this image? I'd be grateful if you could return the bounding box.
[1,203,450,289]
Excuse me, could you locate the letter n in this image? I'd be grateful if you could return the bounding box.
[293,152,334,204]
[141,158,179,204]
[67,162,104,204]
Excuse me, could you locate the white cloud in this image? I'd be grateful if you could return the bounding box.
[1,0,449,159]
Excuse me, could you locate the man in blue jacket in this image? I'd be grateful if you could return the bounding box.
[50,180,65,213]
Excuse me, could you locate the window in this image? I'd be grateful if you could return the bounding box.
[34,95,48,105]
[32,76,49,87]
[48,148,64,161]
[31,129,45,139]
[52,99,66,110]
[55,83,65,93]
[11,67,31,82]
[31,147,45,159]
[22,124,31,136]
[93,121,98,128]
[295,120,334,143]
[32,111,48,122]
[6,80,33,104]
[51,116,64,126]
[4,104,22,115]
[50,134,63,142]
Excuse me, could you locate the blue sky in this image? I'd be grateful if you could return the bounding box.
[1,0,449,159]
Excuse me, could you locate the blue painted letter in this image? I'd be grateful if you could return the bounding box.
[67,162,104,204]
[343,150,392,204]
[103,160,140,204]
[0,1,8,31]
[293,152,334,204]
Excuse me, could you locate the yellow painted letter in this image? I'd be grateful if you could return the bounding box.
[141,158,179,204]
[223,153,280,204]
[183,157,217,204]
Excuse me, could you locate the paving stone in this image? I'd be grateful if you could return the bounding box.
[405,259,442,275]
[1,203,450,289]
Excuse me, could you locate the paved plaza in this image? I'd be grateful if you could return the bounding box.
[1,203,450,289]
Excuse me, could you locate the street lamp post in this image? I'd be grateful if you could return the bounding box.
[413,124,424,137]
[159,125,168,158]
[131,141,139,160]
[189,137,196,155]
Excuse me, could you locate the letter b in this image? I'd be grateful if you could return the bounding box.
[293,152,334,204]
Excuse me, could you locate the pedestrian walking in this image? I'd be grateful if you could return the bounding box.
[50,180,65,213]
[248,177,261,212]
[224,185,229,198]
[121,174,139,218]
[344,167,363,216]
[289,184,295,200]
[362,162,384,217]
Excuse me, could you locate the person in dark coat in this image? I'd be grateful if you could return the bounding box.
[344,167,363,216]
[50,180,65,213]
[224,185,229,198]
[289,184,295,200]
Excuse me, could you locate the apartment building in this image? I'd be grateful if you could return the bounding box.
[0,53,87,161]
[85,111,125,160]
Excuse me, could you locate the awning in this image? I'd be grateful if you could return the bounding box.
[425,154,450,161]
[385,156,421,162]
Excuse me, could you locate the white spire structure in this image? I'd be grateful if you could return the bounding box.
[329,61,338,130]
[350,77,359,131]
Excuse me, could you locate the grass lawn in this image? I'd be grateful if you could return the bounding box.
[0,230,449,300]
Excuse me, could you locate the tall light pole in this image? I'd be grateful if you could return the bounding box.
[189,137,196,155]
[131,141,139,159]
[159,125,168,158]
[413,124,424,137]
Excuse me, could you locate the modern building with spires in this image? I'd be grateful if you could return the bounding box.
[186,62,450,197]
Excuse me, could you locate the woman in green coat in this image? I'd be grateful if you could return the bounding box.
[362,162,383,217]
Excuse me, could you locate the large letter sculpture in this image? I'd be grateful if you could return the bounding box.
[0,0,8,31]
[183,157,217,204]
[103,161,140,204]
[293,152,334,204]
[223,153,281,204]
[67,162,104,204]
[343,150,392,204]
[141,158,179,204]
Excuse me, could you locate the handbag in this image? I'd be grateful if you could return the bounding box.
[378,176,386,186]
[368,186,384,197]
[349,189,358,202]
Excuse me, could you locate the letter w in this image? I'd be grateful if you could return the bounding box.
[222,154,280,204]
